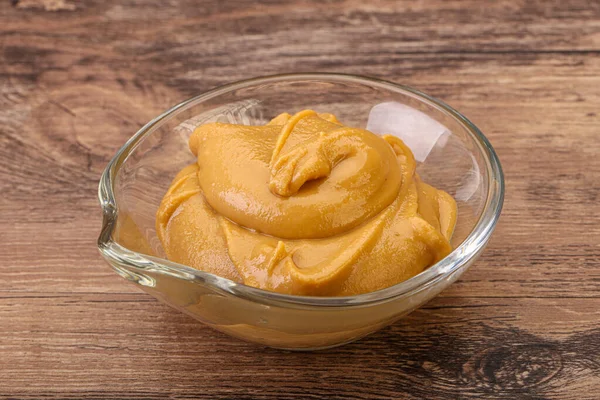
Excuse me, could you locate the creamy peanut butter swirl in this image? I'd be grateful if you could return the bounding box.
[157,111,457,296]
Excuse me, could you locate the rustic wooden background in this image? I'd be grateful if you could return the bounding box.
[1,0,599,398]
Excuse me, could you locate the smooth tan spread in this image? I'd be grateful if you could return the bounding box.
[156,110,457,296]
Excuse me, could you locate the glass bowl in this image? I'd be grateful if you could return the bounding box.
[98,73,504,350]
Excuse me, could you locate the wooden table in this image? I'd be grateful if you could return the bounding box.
[2,1,599,398]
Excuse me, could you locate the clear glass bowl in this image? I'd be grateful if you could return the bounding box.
[98,73,504,350]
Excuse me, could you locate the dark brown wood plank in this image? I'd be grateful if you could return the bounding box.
[0,294,598,399]
[1,0,599,398]
[2,0,600,55]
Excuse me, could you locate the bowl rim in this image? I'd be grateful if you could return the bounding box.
[98,72,504,308]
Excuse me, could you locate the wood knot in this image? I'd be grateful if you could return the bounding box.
[461,344,562,390]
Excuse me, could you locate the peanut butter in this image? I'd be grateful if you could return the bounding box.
[156,110,457,296]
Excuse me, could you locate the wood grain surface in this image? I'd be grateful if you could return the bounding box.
[1,0,599,398]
